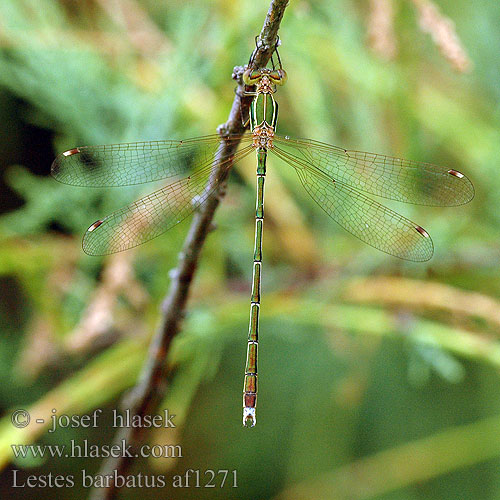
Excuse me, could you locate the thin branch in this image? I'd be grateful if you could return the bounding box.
[89,1,289,499]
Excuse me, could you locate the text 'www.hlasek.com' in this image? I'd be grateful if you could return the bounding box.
[10,408,238,489]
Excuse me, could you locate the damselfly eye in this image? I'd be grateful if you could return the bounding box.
[243,68,262,85]
[269,69,287,85]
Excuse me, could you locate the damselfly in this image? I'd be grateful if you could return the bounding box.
[51,46,474,427]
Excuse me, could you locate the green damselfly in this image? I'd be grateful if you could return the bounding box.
[51,46,474,427]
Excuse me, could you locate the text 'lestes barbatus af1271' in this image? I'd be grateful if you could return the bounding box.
[51,42,474,427]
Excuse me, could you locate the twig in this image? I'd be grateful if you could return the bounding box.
[65,250,147,354]
[89,1,289,499]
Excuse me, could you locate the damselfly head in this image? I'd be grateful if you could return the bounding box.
[243,67,287,89]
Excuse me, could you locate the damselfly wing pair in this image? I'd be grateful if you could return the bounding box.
[51,53,474,427]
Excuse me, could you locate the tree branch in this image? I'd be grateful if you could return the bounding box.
[90,1,289,498]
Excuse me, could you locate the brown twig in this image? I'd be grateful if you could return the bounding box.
[65,250,148,355]
[89,2,289,499]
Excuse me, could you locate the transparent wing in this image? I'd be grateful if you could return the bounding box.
[52,134,253,187]
[82,144,255,255]
[273,136,474,206]
[271,147,434,261]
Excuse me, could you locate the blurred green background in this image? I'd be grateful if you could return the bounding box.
[0,0,499,498]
